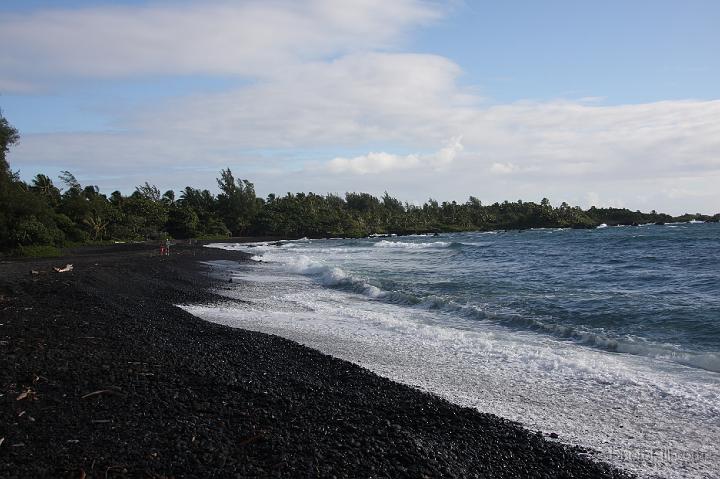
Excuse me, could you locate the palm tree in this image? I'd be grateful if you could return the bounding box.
[83,213,108,241]
[31,174,54,194]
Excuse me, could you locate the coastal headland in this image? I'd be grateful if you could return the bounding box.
[1,242,632,478]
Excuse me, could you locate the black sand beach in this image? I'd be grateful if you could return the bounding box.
[1,242,632,478]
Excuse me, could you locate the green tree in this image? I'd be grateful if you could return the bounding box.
[31,174,61,205]
[0,111,20,180]
[166,206,200,239]
[0,113,67,252]
[216,168,259,235]
[122,191,168,239]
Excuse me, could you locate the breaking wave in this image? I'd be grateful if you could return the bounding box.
[374,240,452,249]
[255,251,720,374]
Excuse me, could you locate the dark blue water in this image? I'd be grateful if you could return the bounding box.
[277,223,720,372]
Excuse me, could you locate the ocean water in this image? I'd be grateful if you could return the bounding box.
[182,223,720,478]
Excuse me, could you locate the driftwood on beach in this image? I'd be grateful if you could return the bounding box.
[52,264,74,273]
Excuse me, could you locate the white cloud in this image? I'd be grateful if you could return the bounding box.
[0,0,440,90]
[127,52,475,149]
[327,136,463,174]
[328,151,421,174]
[433,136,464,168]
[490,162,519,175]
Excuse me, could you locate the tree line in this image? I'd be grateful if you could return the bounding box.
[1,113,717,255]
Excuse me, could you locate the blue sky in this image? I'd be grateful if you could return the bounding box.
[414,1,720,104]
[1,0,719,214]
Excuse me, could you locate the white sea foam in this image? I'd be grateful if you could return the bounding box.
[181,263,720,478]
[216,243,720,373]
[374,240,451,249]
[194,238,720,478]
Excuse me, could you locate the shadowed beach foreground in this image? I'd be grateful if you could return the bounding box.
[0,243,632,478]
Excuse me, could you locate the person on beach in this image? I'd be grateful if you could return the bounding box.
[160,239,171,256]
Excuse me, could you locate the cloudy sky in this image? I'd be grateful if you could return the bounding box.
[1,0,719,214]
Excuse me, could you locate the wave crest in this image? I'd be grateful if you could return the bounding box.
[374,240,451,249]
[276,255,720,373]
